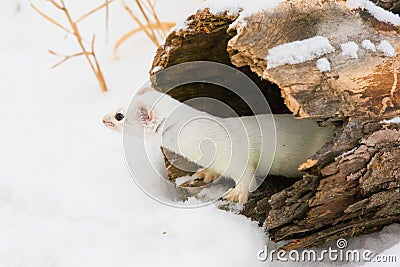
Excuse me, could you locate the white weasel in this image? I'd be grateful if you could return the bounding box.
[103,87,334,204]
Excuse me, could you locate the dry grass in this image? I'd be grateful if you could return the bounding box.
[114,22,175,58]
[31,0,108,92]
[31,0,175,92]
[116,0,175,58]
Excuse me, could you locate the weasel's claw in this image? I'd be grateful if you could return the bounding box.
[193,168,220,184]
[223,187,249,204]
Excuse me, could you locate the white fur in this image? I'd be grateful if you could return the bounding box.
[104,89,334,204]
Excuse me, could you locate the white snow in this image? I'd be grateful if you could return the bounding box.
[204,0,283,16]
[347,0,400,26]
[361,39,376,52]
[266,36,335,69]
[335,147,358,161]
[1,1,400,266]
[377,40,397,57]
[171,0,284,33]
[381,117,400,124]
[151,65,162,74]
[170,19,193,33]
[316,58,331,72]
[204,0,284,28]
[341,41,359,59]
[175,175,196,186]
[0,1,266,266]
[203,0,242,16]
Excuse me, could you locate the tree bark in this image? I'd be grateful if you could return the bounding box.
[373,0,400,14]
[150,0,400,249]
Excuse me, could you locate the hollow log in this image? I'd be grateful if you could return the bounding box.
[150,0,400,249]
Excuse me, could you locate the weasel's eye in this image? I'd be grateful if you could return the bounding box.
[115,113,124,121]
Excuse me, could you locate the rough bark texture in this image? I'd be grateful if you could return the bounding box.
[268,121,400,249]
[373,0,400,13]
[149,0,400,249]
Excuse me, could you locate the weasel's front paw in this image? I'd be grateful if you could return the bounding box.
[193,168,220,184]
[223,187,249,204]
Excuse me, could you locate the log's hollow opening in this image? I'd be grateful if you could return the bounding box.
[152,13,342,196]
[152,19,291,117]
[151,14,312,188]
[160,77,290,118]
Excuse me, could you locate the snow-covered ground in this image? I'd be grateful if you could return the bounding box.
[0,1,399,266]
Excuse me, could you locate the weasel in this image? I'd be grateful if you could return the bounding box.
[103,87,334,204]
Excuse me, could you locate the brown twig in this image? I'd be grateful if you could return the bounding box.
[114,22,175,58]
[48,0,64,10]
[146,0,166,35]
[49,50,90,69]
[138,0,165,40]
[121,0,159,46]
[105,0,110,42]
[90,35,108,93]
[119,0,174,50]
[75,0,116,44]
[32,0,108,92]
[60,0,107,92]
[134,0,158,44]
[75,0,115,24]
[30,3,73,34]
[33,0,171,91]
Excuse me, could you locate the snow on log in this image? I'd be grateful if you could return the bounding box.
[150,0,400,249]
[227,0,400,119]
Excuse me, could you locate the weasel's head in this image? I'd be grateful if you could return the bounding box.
[102,108,126,133]
[103,87,177,143]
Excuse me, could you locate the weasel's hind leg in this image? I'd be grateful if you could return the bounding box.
[192,168,220,184]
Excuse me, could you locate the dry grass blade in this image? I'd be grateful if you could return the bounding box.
[114,22,175,58]
[59,0,104,89]
[134,0,157,43]
[119,0,176,50]
[48,0,64,10]
[34,0,170,91]
[145,0,166,35]
[138,0,165,40]
[121,0,159,46]
[75,0,116,24]
[34,0,108,92]
[51,51,89,69]
[105,0,110,41]
[91,35,108,92]
[30,3,73,34]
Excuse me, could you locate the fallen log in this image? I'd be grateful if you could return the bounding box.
[150,0,400,249]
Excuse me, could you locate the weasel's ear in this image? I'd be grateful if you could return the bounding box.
[137,86,154,96]
[147,110,154,123]
[138,106,154,124]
